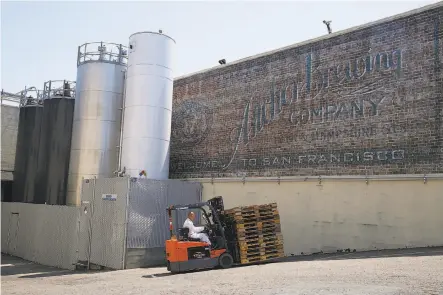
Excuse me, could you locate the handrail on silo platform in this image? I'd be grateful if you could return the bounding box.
[77,42,128,67]
[42,80,76,100]
[1,87,43,107]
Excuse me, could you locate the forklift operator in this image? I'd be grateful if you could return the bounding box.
[183,212,212,245]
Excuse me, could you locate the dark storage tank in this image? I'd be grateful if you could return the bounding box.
[12,99,44,203]
[35,80,75,205]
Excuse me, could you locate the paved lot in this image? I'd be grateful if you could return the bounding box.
[2,248,443,295]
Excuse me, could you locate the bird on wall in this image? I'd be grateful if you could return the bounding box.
[323,20,332,34]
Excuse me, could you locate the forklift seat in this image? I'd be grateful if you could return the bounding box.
[177,227,201,242]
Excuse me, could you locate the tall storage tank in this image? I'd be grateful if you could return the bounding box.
[35,80,75,205]
[121,31,175,178]
[12,92,43,203]
[67,42,127,206]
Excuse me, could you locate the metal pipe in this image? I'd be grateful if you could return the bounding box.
[86,177,96,271]
[121,177,130,269]
[183,174,443,183]
[117,70,127,173]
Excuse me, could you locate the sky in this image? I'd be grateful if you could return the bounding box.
[1,0,440,93]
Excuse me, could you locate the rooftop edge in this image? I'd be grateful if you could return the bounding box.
[174,1,443,81]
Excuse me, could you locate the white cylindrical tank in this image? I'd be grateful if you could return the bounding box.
[121,31,175,179]
[67,42,127,206]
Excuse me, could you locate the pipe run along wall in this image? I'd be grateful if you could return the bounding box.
[201,178,443,255]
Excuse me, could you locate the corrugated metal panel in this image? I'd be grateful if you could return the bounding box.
[88,177,129,270]
[127,179,168,249]
[0,105,19,181]
[126,178,202,249]
[35,98,75,205]
[1,202,79,270]
[124,178,201,268]
[12,105,43,203]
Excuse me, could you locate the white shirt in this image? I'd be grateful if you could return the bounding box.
[183,218,204,236]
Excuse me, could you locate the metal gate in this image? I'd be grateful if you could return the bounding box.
[77,177,129,270]
[126,178,202,249]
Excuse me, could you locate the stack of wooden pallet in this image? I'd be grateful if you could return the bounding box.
[223,203,284,264]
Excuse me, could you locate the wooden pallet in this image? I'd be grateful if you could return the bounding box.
[240,247,283,258]
[236,223,281,233]
[224,207,279,215]
[236,230,281,241]
[223,203,278,215]
[239,244,284,254]
[238,238,284,246]
[227,210,279,219]
[236,231,283,240]
[229,215,280,224]
[237,237,283,252]
[240,252,284,264]
[238,240,284,250]
[223,203,284,265]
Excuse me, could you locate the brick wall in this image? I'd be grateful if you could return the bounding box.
[170,4,443,179]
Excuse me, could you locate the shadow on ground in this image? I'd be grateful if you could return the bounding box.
[1,254,100,279]
[142,246,443,278]
[3,247,443,279]
[280,246,443,263]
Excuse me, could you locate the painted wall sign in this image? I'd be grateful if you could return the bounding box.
[170,7,443,178]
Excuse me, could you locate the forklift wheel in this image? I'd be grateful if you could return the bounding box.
[218,253,234,269]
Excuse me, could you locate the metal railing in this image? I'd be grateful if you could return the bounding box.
[42,80,76,100]
[77,42,128,67]
[1,87,43,107]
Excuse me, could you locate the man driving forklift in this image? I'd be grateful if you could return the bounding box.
[183,212,211,245]
[165,197,237,273]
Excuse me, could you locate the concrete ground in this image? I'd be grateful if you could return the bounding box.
[2,248,443,295]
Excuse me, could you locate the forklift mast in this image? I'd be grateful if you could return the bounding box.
[207,196,224,214]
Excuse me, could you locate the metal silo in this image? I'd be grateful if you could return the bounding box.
[12,88,44,203]
[35,80,75,205]
[67,42,127,206]
[120,31,175,179]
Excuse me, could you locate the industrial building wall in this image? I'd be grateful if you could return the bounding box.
[170,3,443,178]
[0,104,19,181]
[1,202,79,270]
[201,178,443,255]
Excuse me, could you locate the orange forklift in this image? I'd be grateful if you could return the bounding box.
[165,197,239,273]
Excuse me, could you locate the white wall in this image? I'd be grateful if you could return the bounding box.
[1,203,79,269]
[0,105,19,181]
[201,177,443,255]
